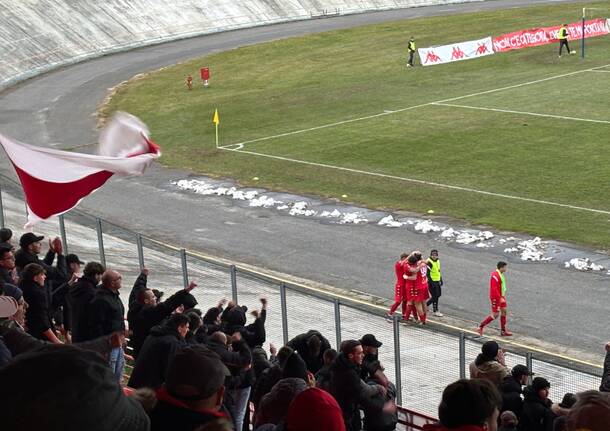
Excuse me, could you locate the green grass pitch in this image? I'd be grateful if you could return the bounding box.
[101,1,610,248]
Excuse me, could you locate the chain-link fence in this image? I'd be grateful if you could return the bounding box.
[0,185,603,416]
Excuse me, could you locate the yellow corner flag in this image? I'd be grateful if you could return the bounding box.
[213,109,219,148]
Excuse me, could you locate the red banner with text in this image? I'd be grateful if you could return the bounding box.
[493,19,609,52]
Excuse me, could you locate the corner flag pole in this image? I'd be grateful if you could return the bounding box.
[213,109,219,148]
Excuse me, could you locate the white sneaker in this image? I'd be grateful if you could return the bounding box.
[570,51,576,55]
[434,311,444,317]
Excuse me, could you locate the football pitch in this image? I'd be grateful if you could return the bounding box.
[103,1,610,247]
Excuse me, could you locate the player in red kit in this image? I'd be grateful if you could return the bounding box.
[478,261,513,337]
[402,253,423,322]
[412,252,430,325]
[387,252,409,319]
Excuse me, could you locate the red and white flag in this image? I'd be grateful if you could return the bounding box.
[0,112,161,227]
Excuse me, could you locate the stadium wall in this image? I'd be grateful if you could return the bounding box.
[0,0,485,90]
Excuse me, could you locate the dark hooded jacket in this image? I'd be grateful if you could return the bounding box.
[20,279,53,340]
[128,323,186,389]
[86,286,125,340]
[207,337,252,390]
[329,352,383,431]
[286,329,331,374]
[500,374,524,418]
[68,275,98,342]
[521,386,555,431]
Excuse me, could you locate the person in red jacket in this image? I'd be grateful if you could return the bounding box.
[412,252,430,325]
[478,262,512,337]
[387,253,409,319]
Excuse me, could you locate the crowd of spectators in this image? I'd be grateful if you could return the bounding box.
[0,225,609,431]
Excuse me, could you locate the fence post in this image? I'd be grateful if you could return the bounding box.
[230,265,238,304]
[526,352,534,384]
[180,249,189,289]
[58,215,68,255]
[393,315,403,406]
[95,218,106,267]
[280,282,289,345]
[136,234,145,270]
[459,332,466,379]
[333,298,342,349]
[0,185,5,228]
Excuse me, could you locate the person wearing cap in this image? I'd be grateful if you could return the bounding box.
[478,261,512,337]
[359,334,387,385]
[423,379,502,431]
[500,364,532,419]
[286,329,332,374]
[68,260,105,343]
[521,377,557,431]
[128,313,191,390]
[330,340,391,431]
[601,341,610,392]
[149,344,230,430]
[50,253,84,343]
[0,344,150,431]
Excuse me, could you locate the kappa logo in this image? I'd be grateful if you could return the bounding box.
[476,43,489,55]
[451,46,467,60]
[425,51,442,63]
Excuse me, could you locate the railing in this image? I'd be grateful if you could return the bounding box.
[0,181,603,416]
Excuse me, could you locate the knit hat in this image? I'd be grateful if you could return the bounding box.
[559,392,577,409]
[282,352,308,381]
[0,295,18,318]
[258,378,308,425]
[0,344,149,431]
[285,388,346,431]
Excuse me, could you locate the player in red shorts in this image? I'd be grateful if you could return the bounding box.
[412,252,430,325]
[387,252,409,319]
[478,261,513,337]
[402,253,424,322]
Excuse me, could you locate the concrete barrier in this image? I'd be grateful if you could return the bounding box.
[0,0,483,89]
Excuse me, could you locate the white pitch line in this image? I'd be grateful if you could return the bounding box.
[433,102,610,124]
[219,63,610,149]
[588,69,610,73]
[219,147,610,216]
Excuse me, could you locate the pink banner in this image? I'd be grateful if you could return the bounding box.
[493,19,609,52]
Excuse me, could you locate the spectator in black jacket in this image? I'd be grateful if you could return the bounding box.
[68,261,104,342]
[87,269,126,380]
[521,377,556,431]
[20,263,62,344]
[207,331,252,431]
[500,364,532,419]
[329,340,390,431]
[601,341,610,392]
[315,348,337,392]
[287,329,331,374]
[128,313,190,389]
[50,253,83,343]
[222,298,267,348]
[127,268,198,357]
[252,345,294,409]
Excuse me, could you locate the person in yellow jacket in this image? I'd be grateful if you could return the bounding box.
[426,250,444,317]
[558,23,575,58]
[407,37,416,67]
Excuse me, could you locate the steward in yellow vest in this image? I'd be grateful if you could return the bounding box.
[426,249,443,316]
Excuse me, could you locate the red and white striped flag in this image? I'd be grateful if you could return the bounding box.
[0,112,161,227]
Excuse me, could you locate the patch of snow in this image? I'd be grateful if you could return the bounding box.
[320,209,343,218]
[440,228,456,239]
[414,220,443,233]
[476,242,490,248]
[340,213,368,224]
[503,237,552,262]
[564,258,604,271]
[378,215,405,227]
[250,196,280,208]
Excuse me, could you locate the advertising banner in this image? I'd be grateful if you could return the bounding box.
[493,19,609,52]
[418,36,494,67]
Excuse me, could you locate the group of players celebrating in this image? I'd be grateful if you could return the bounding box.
[387,250,442,325]
[387,250,513,337]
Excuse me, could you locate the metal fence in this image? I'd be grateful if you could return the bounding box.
[0,184,603,416]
